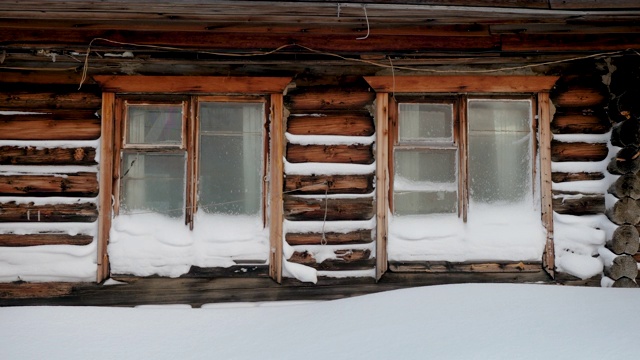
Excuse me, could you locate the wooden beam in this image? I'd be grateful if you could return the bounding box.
[97,92,114,283]
[283,197,374,221]
[365,76,559,93]
[269,93,284,283]
[286,144,374,164]
[0,116,100,141]
[0,146,96,165]
[284,174,374,195]
[375,93,389,281]
[286,112,374,136]
[0,202,97,222]
[93,76,292,93]
[286,230,373,246]
[0,173,98,196]
[550,141,609,162]
[539,92,555,279]
[0,234,93,247]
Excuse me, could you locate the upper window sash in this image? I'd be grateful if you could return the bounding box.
[122,101,188,149]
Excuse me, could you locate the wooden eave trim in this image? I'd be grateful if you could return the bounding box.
[364,76,559,93]
[93,76,293,94]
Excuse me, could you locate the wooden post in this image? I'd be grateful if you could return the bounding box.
[375,93,389,281]
[539,92,555,278]
[97,92,115,283]
[269,93,284,283]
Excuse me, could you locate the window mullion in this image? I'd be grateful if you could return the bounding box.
[186,96,198,229]
[458,95,469,223]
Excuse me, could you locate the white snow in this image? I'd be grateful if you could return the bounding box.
[284,160,376,175]
[2,284,639,360]
[285,133,375,145]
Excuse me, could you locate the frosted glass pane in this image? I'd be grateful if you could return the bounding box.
[399,103,453,142]
[395,150,456,184]
[468,100,531,204]
[126,105,182,145]
[394,191,457,215]
[120,152,185,218]
[199,102,263,215]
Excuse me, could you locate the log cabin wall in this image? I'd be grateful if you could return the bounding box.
[283,77,377,277]
[0,75,102,282]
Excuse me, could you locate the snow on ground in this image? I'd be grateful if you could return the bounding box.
[2,283,639,360]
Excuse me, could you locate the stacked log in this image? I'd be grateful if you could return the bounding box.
[283,77,376,274]
[603,57,640,287]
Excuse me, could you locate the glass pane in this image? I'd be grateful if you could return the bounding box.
[395,150,456,184]
[398,103,453,142]
[199,102,264,215]
[120,152,186,218]
[394,191,457,215]
[126,104,183,145]
[468,100,531,205]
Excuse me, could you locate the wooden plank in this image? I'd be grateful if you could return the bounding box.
[284,174,374,195]
[286,144,374,164]
[502,33,640,52]
[283,197,374,221]
[389,261,542,273]
[551,140,609,162]
[0,172,98,196]
[269,93,284,283]
[0,71,90,85]
[0,202,97,222]
[286,230,373,246]
[365,76,559,93]
[549,0,640,10]
[97,92,115,283]
[287,112,374,136]
[539,92,555,278]
[0,233,93,247]
[93,76,292,93]
[552,194,605,215]
[551,110,611,134]
[0,146,96,165]
[375,93,389,280]
[551,172,604,182]
[285,88,375,111]
[0,117,100,140]
[0,282,75,299]
[0,91,101,110]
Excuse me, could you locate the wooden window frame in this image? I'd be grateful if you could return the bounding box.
[96,76,291,283]
[365,76,558,279]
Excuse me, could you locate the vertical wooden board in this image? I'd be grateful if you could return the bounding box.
[97,92,113,282]
[539,92,555,278]
[375,93,389,281]
[269,93,284,283]
[458,97,468,222]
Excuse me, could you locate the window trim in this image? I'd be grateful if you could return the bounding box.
[365,76,558,280]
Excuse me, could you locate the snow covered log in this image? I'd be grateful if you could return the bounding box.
[606,197,640,225]
[552,172,604,183]
[550,140,608,162]
[287,112,374,136]
[612,277,639,288]
[608,174,640,200]
[0,146,96,165]
[286,230,373,245]
[607,225,640,255]
[0,115,100,140]
[284,174,374,195]
[551,109,610,134]
[286,144,374,164]
[288,249,374,270]
[552,194,604,215]
[0,173,98,197]
[0,202,97,222]
[283,197,374,221]
[285,87,375,111]
[603,254,638,280]
[0,233,93,247]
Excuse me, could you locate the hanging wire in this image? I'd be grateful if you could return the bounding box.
[356,4,370,40]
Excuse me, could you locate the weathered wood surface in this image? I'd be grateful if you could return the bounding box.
[183,265,269,278]
[285,88,375,111]
[0,233,93,247]
[288,249,374,270]
[0,115,101,141]
[389,261,542,273]
[551,110,611,134]
[552,194,605,215]
[612,277,639,288]
[286,144,374,164]
[502,33,640,52]
[604,254,639,280]
[607,150,640,175]
[608,225,640,255]
[0,202,97,222]
[0,91,101,111]
[287,112,374,136]
[0,173,99,196]
[284,174,374,195]
[551,172,604,183]
[550,79,608,108]
[0,282,76,299]
[94,75,292,93]
[286,230,373,246]
[283,197,374,221]
[550,140,608,162]
[365,76,559,93]
[609,174,640,200]
[607,197,640,225]
[0,71,89,85]
[0,146,97,165]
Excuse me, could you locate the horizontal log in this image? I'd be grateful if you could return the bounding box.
[0,282,76,299]
[0,172,99,197]
[286,230,373,246]
[285,88,375,111]
[552,194,605,215]
[552,172,604,183]
[0,233,93,247]
[0,146,96,165]
[0,91,101,110]
[606,197,640,225]
[611,119,640,147]
[0,71,89,85]
[604,254,638,280]
[93,76,292,93]
[612,277,639,288]
[288,249,374,271]
[0,202,97,222]
[551,110,611,134]
[284,174,374,194]
[608,174,640,200]
[551,140,608,162]
[608,225,640,255]
[284,196,374,221]
[286,144,374,164]
[287,112,374,136]
[607,150,640,175]
[0,116,101,140]
[388,261,542,273]
[549,77,608,108]
[502,33,640,52]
